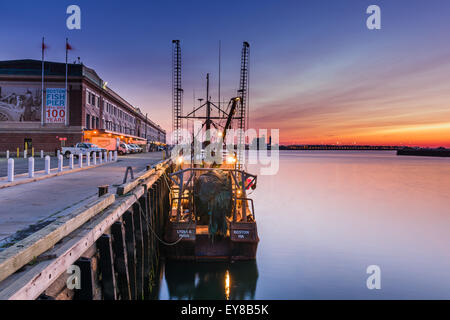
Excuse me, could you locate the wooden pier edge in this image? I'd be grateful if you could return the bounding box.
[0,186,146,300]
[0,159,172,300]
[0,194,116,283]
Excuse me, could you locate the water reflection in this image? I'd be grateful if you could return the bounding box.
[163,260,258,300]
[156,151,450,299]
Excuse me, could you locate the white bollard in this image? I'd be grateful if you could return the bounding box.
[114,151,118,162]
[92,152,97,165]
[69,154,74,170]
[86,152,90,166]
[24,149,27,159]
[58,154,63,172]
[104,151,108,163]
[28,157,34,178]
[7,158,14,182]
[78,153,83,168]
[40,150,44,158]
[45,155,50,174]
[109,152,113,162]
[99,151,103,164]
[6,150,9,159]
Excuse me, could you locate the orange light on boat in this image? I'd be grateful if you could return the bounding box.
[226,155,236,164]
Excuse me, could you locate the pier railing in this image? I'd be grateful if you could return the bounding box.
[0,159,173,300]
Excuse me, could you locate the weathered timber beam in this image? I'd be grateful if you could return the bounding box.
[0,194,115,283]
[0,187,145,300]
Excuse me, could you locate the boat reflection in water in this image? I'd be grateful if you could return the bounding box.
[162,260,258,300]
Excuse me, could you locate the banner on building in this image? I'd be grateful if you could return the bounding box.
[0,86,41,122]
[46,88,66,123]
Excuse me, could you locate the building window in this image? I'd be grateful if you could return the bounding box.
[86,114,91,130]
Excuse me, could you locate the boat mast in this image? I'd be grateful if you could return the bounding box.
[172,40,183,145]
[237,42,250,170]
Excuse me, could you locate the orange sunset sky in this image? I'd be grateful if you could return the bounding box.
[2,1,449,147]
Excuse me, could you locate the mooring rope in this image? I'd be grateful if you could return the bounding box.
[131,193,185,246]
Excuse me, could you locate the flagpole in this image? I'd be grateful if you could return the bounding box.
[65,38,68,126]
[41,37,44,126]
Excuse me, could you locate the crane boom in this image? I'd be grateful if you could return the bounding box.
[222,97,240,143]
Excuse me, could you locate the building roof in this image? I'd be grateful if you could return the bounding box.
[0,59,83,77]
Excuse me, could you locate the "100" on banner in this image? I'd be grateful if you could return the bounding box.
[46,88,66,123]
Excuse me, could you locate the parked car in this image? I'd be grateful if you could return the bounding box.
[130,144,143,153]
[126,144,139,153]
[62,143,106,159]
[118,142,130,155]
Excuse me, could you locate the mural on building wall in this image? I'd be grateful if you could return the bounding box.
[0,86,42,122]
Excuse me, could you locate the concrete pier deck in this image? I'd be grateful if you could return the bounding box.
[0,152,163,244]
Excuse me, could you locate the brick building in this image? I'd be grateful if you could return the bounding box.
[0,59,166,153]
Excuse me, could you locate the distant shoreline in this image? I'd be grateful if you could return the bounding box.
[272,146,450,157]
[278,145,397,151]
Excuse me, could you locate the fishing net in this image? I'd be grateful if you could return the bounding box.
[194,169,233,237]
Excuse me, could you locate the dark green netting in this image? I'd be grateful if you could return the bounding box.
[194,169,233,237]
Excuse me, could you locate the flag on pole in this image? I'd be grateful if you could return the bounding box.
[65,39,73,126]
[41,37,47,125]
[42,39,48,53]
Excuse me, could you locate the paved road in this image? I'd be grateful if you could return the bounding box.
[0,152,163,244]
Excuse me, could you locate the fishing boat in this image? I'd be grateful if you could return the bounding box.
[163,41,258,261]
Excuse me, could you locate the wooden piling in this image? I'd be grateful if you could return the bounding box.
[97,234,117,300]
[111,222,131,300]
[122,210,137,300]
[74,257,94,300]
[132,204,144,299]
[140,194,151,299]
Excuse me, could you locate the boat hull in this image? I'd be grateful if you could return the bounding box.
[163,221,259,261]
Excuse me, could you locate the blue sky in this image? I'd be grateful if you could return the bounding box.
[1,0,450,145]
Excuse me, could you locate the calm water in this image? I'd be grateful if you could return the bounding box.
[156,151,450,299]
